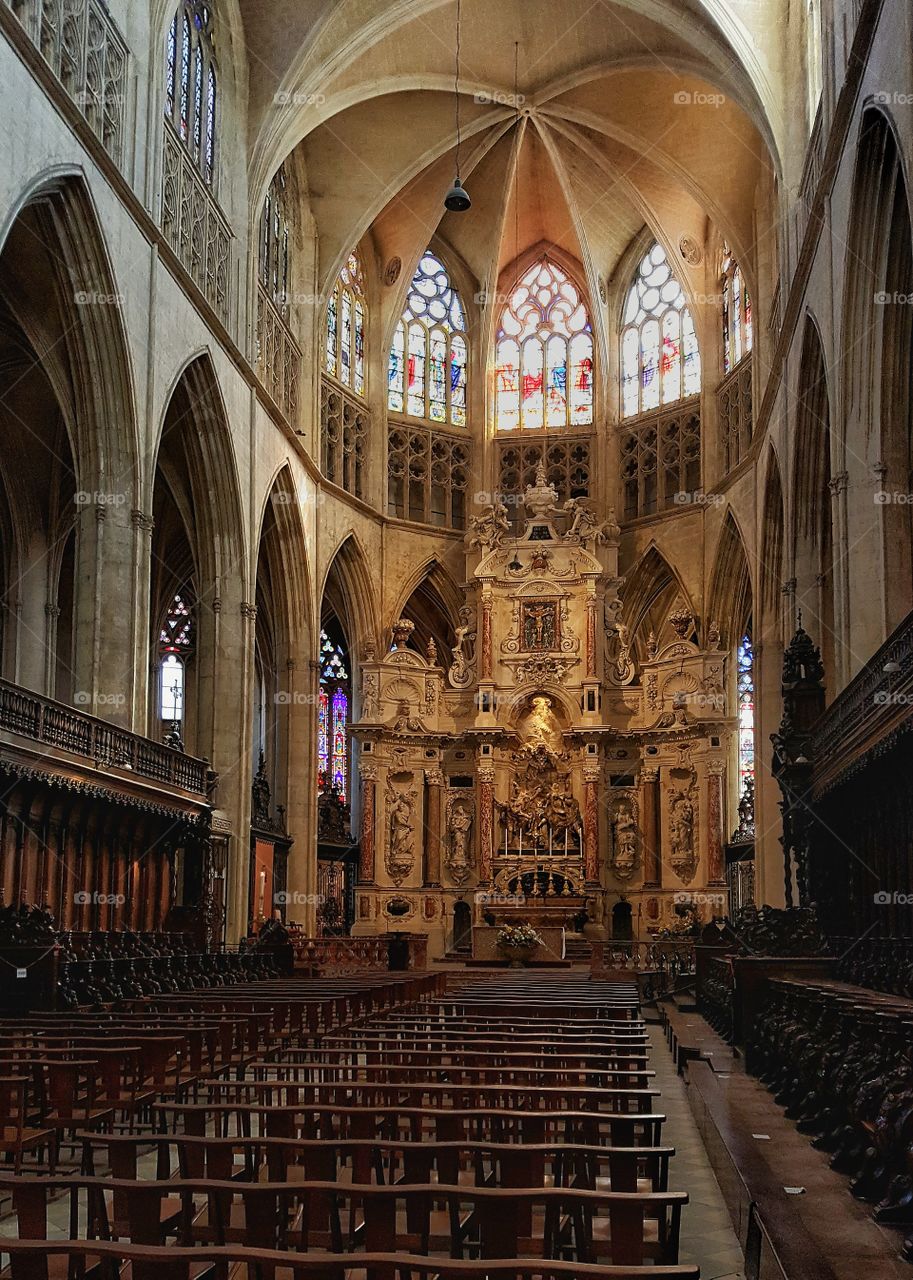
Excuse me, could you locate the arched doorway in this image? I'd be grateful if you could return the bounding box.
[612,900,633,941]
[453,900,472,951]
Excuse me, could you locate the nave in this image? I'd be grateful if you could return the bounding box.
[0,971,744,1280]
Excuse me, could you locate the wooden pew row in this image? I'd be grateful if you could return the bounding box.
[0,1238,702,1280]
[320,1030,652,1050]
[79,1130,676,1193]
[192,1079,661,1113]
[232,1060,657,1089]
[0,1175,689,1266]
[367,1016,648,1037]
[151,1102,667,1147]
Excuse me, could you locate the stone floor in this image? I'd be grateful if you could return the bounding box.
[648,1023,747,1280]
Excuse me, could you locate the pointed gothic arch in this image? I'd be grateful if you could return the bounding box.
[319,532,378,665]
[391,557,462,659]
[793,314,836,681]
[253,466,313,824]
[0,172,137,707]
[760,445,785,620]
[622,543,696,662]
[707,512,753,647]
[150,353,247,753]
[840,107,913,637]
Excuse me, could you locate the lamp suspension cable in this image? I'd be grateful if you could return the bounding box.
[514,40,520,262]
[455,0,461,172]
[443,0,471,211]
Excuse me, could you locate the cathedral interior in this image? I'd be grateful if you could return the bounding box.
[0,0,912,1274]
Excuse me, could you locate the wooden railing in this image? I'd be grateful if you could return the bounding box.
[591,938,696,983]
[3,0,130,168]
[0,678,212,797]
[161,119,232,326]
[292,936,389,974]
[258,285,301,424]
[810,607,913,796]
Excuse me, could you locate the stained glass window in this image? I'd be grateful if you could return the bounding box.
[388,252,467,426]
[318,628,349,800]
[259,166,291,308]
[205,66,217,185]
[806,0,823,123]
[721,247,753,375]
[325,251,366,397]
[165,2,217,187]
[166,14,177,118]
[495,258,593,431]
[621,242,701,418]
[737,632,755,796]
[159,592,195,725]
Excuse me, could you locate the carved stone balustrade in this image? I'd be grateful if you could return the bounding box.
[258,285,301,423]
[2,0,130,168]
[161,119,232,326]
[717,355,752,474]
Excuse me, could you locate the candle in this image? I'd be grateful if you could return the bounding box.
[519,828,523,857]
[549,827,553,856]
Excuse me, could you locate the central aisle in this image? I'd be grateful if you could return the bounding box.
[648,1024,746,1279]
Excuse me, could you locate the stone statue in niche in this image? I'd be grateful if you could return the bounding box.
[446,799,473,886]
[361,671,379,721]
[609,794,638,881]
[669,776,699,885]
[521,694,565,757]
[385,783,416,885]
[521,601,558,651]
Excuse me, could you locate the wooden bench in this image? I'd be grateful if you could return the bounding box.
[1,1238,702,1280]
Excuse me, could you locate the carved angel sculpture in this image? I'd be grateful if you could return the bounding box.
[467,500,509,550]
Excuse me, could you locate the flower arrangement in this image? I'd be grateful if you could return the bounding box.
[496,922,544,950]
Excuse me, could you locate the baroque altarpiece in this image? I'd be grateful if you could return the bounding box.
[352,467,733,958]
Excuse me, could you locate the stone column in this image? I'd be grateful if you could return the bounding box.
[359,763,377,882]
[480,592,493,680]
[424,768,444,885]
[828,471,850,688]
[583,762,600,883]
[284,655,320,927]
[707,761,726,885]
[477,761,495,884]
[586,595,597,678]
[72,498,149,730]
[641,766,661,887]
[43,602,60,698]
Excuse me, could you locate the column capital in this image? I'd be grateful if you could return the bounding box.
[131,509,155,534]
